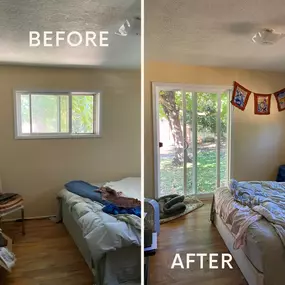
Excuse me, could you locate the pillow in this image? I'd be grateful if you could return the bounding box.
[104,177,141,200]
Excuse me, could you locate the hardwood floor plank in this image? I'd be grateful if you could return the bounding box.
[1,202,248,284]
[1,219,93,285]
[149,202,248,285]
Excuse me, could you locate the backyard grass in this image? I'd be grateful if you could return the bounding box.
[160,149,226,196]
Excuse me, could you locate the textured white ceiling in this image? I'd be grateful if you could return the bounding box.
[145,0,285,71]
[0,0,140,68]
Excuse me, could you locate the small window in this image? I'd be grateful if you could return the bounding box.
[14,91,101,139]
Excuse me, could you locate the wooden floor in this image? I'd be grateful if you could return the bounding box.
[1,203,248,285]
[1,219,93,285]
[149,202,248,285]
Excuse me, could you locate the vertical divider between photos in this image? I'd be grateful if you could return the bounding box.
[141,1,145,284]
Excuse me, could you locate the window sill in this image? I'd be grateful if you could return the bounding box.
[15,134,102,140]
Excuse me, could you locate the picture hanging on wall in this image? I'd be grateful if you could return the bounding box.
[254,93,271,115]
[274,88,285,112]
[231,81,251,111]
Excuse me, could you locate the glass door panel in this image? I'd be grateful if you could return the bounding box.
[155,84,231,198]
[196,92,217,194]
[220,92,229,186]
[185,92,194,195]
[158,89,185,196]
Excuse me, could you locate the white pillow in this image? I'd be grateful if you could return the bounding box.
[104,177,141,200]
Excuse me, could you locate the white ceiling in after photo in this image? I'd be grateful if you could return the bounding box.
[145,0,285,71]
[0,0,140,68]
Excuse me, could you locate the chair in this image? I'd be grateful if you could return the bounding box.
[0,177,25,236]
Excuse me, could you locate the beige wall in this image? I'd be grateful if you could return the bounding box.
[0,65,140,217]
[145,61,285,197]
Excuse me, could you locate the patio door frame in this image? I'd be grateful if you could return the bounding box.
[152,82,234,199]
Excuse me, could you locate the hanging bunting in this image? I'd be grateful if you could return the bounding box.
[274,88,285,112]
[231,81,285,114]
[254,93,271,115]
[231,81,251,111]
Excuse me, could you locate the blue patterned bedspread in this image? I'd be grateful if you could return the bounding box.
[230,180,285,246]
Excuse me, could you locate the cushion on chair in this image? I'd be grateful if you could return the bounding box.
[0,193,18,203]
[0,194,23,213]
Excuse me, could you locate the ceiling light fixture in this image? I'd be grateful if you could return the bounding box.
[115,20,131,36]
[252,28,284,45]
[115,17,141,37]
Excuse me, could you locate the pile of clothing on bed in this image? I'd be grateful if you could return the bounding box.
[64,180,141,214]
[63,180,141,231]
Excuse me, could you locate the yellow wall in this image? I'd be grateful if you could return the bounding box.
[144,61,285,197]
[0,65,141,217]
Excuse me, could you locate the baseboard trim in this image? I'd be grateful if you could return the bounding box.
[3,215,56,222]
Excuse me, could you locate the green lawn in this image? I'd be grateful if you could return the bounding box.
[160,149,226,196]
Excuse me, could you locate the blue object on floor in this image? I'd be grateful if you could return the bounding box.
[144,198,160,234]
[64,180,107,205]
[102,203,141,217]
[276,165,285,182]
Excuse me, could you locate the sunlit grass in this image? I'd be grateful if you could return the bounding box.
[160,149,226,196]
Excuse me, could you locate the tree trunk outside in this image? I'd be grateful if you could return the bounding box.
[159,91,192,165]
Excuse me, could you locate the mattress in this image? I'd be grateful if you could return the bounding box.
[241,220,281,273]
[57,177,142,285]
[57,189,141,255]
[60,198,141,285]
[214,187,285,276]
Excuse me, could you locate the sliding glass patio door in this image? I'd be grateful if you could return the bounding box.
[153,84,232,198]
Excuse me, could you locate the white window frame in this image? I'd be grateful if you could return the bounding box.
[152,82,234,199]
[14,90,102,139]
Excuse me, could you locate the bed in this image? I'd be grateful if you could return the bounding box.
[56,177,141,285]
[211,181,285,285]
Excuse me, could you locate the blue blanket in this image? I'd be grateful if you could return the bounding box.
[64,180,108,205]
[229,180,285,235]
[102,204,141,217]
[65,180,141,217]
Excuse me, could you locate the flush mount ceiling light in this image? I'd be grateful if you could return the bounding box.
[252,28,285,45]
[115,19,131,36]
[115,17,141,37]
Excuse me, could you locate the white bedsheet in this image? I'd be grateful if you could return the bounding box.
[57,189,141,264]
[104,177,141,200]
